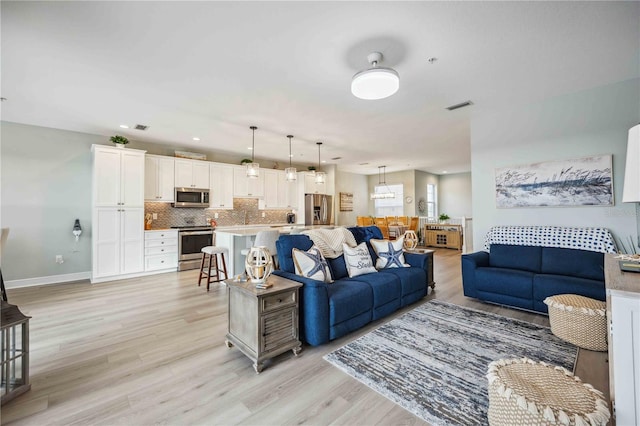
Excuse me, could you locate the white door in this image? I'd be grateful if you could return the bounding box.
[192,162,210,189]
[120,151,145,207]
[211,164,234,208]
[145,156,160,201]
[157,157,175,201]
[233,166,249,197]
[93,207,120,278]
[120,208,144,274]
[263,170,279,208]
[175,159,194,188]
[94,149,121,206]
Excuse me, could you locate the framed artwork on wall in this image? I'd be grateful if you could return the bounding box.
[340,192,353,211]
[495,154,613,208]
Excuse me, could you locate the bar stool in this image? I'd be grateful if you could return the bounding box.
[198,246,229,291]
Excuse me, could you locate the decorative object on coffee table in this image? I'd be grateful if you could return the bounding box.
[402,230,418,250]
[1,300,31,405]
[487,357,610,426]
[245,246,273,287]
[225,275,302,373]
[544,294,607,351]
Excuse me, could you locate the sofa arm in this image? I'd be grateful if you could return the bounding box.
[272,270,331,346]
[461,251,490,298]
[404,251,435,288]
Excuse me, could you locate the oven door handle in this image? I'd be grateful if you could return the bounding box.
[180,230,213,236]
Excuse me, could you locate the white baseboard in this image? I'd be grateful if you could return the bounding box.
[5,271,91,289]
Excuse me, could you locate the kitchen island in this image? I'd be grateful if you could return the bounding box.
[215,225,322,276]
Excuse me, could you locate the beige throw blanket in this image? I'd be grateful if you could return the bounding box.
[302,227,357,259]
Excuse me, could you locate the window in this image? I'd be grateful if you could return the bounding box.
[374,184,404,217]
[427,184,437,218]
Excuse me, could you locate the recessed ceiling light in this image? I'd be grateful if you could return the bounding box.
[321,160,327,163]
[119,124,129,129]
[442,170,448,174]
[193,137,200,141]
[248,147,253,150]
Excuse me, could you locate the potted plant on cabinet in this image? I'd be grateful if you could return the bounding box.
[438,213,450,224]
[110,135,129,148]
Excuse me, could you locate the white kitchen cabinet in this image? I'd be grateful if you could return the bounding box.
[144,229,178,272]
[93,145,145,207]
[175,158,210,189]
[280,174,298,209]
[93,207,144,279]
[303,172,326,195]
[92,144,146,282]
[262,170,279,208]
[210,163,234,209]
[145,155,175,202]
[233,166,264,198]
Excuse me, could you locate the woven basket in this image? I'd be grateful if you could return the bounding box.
[487,358,610,426]
[544,294,607,352]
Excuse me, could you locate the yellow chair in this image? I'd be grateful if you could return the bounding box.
[397,216,409,226]
[409,217,419,232]
[357,216,374,226]
[374,217,389,239]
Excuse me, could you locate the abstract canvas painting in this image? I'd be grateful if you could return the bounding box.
[495,155,613,208]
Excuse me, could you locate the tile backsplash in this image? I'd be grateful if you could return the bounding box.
[145,198,292,229]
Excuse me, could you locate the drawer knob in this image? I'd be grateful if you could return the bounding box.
[161,261,164,263]
[161,249,164,252]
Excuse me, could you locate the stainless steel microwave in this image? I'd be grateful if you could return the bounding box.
[173,187,210,208]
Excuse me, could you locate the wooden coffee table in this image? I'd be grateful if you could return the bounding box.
[224,274,302,373]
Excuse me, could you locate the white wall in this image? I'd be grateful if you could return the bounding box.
[335,170,368,226]
[1,122,102,281]
[414,170,439,216]
[439,172,472,218]
[471,79,639,251]
[368,169,417,216]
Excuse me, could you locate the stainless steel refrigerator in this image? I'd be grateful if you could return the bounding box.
[305,194,332,225]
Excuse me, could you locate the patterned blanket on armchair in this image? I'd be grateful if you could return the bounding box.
[483,225,616,253]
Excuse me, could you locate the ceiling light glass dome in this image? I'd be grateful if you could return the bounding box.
[351,52,400,100]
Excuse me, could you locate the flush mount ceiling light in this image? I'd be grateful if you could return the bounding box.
[351,51,399,100]
[315,142,326,184]
[285,135,297,182]
[246,126,259,179]
[371,166,396,199]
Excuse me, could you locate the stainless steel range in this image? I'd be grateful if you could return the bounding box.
[172,226,214,271]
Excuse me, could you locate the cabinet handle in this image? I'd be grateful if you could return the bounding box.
[161,260,164,263]
[161,242,164,245]
[161,234,164,237]
[161,249,164,252]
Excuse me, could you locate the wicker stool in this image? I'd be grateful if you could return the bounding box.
[487,357,610,426]
[198,246,229,291]
[544,294,607,351]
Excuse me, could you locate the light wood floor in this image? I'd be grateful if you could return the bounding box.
[1,249,608,425]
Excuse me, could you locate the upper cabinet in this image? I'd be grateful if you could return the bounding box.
[175,159,210,189]
[303,172,326,195]
[210,163,234,209]
[145,155,175,202]
[233,166,264,198]
[259,170,298,209]
[93,145,146,207]
[261,170,279,209]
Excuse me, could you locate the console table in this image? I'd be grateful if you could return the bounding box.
[604,254,640,425]
[225,275,302,373]
[424,224,463,250]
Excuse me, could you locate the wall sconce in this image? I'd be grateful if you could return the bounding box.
[622,124,640,248]
[73,219,82,242]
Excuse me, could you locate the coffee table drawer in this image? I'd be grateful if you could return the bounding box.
[261,290,296,313]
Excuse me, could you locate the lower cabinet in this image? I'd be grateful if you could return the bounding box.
[225,275,302,373]
[92,207,144,281]
[144,229,178,272]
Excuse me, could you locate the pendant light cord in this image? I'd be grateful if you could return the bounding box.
[317,142,322,171]
[250,125,257,162]
[288,135,293,167]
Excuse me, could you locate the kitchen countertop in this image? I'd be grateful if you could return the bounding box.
[214,224,334,236]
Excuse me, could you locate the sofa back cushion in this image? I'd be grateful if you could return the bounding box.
[541,247,604,281]
[347,226,383,261]
[276,235,314,273]
[489,244,542,273]
[328,255,349,280]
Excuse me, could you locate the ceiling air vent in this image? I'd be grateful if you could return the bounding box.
[134,124,149,131]
[331,157,342,161]
[446,101,473,111]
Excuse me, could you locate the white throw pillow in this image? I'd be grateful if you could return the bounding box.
[370,237,409,269]
[343,242,377,278]
[292,245,333,283]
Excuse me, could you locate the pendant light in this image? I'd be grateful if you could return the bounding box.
[352,52,400,100]
[246,125,259,178]
[314,142,326,184]
[370,166,395,199]
[285,135,297,182]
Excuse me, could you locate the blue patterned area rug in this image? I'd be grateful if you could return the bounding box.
[324,300,577,426]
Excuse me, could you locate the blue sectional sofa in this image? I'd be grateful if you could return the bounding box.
[273,226,434,346]
[461,244,606,313]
